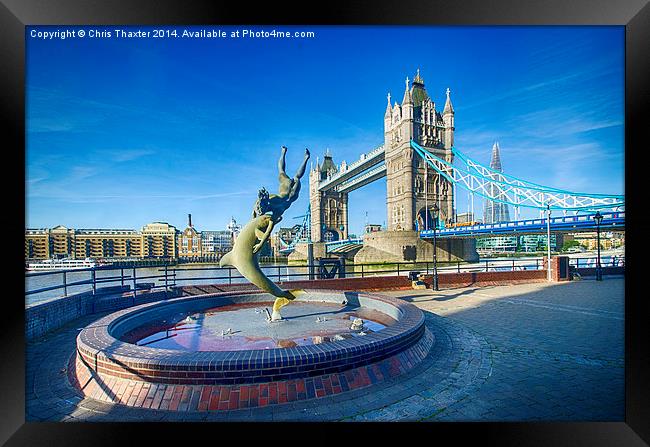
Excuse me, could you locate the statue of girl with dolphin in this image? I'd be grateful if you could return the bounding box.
[219,146,310,321]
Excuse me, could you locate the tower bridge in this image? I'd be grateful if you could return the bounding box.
[284,69,624,263]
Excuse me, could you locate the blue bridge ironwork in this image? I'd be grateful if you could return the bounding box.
[411,140,624,212]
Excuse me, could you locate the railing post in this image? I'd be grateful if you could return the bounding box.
[132,267,137,299]
[63,271,67,297]
[164,264,168,291]
[91,268,96,295]
[536,258,539,270]
[458,262,460,273]
[397,263,400,276]
[361,264,364,278]
[485,260,489,272]
[120,268,124,287]
[307,243,314,280]
[512,259,516,271]
[228,267,232,285]
[277,266,281,282]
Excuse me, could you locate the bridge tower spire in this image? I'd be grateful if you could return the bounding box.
[384,92,392,130]
[443,87,455,149]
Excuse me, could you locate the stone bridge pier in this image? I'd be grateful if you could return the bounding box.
[353,230,478,264]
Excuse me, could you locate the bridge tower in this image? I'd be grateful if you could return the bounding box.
[384,69,455,231]
[309,150,349,243]
[296,69,477,263]
[356,69,477,263]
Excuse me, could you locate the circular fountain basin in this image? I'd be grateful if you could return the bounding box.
[75,290,426,386]
[121,301,396,351]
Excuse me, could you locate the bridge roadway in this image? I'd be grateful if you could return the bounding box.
[317,144,385,193]
[419,211,624,239]
[336,163,387,193]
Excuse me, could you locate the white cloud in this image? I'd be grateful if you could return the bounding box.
[110,149,156,162]
[69,166,99,181]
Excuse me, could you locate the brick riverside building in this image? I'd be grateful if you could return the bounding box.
[26,222,178,260]
[25,216,249,261]
[177,214,202,258]
[74,228,142,259]
[26,226,144,260]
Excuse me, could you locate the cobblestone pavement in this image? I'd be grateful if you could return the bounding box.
[26,277,624,422]
[377,277,624,421]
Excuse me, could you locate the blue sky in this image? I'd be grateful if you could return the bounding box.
[26,25,624,234]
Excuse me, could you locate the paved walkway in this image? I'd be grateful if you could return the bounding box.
[26,277,624,421]
[359,277,624,421]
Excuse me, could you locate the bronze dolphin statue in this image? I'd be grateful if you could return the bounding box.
[219,214,304,320]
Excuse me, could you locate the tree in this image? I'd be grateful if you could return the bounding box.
[562,240,582,252]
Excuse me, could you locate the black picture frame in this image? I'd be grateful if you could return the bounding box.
[2,0,648,445]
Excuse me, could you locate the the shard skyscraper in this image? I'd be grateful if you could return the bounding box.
[483,142,511,223]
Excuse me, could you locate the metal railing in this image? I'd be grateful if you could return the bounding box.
[26,258,552,303]
[26,255,625,303]
[25,265,178,300]
[569,256,625,268]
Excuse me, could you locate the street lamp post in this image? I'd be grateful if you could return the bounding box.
[594,211,603,281]
[432,203,439,291]
[546,204,552,281]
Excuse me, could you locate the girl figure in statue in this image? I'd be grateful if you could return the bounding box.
[276,145,310,202]
[253,146,310,221]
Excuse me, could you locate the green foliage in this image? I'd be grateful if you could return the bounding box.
[562,240,582,251]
